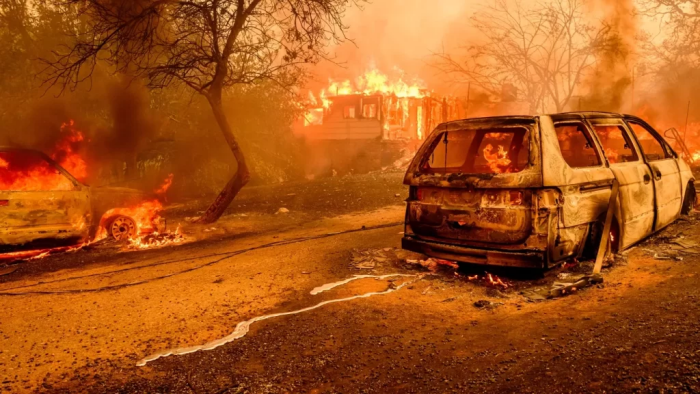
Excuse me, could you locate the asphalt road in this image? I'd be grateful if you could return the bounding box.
[1,174,699,393]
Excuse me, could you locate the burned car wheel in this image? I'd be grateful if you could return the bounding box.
[107,216,137,241]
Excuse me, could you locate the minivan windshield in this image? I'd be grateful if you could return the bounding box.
[421,127,529,174]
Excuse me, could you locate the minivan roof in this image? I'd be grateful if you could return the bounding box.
[437,111,633,129]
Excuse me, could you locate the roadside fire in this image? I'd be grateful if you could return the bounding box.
[95,174,185,249]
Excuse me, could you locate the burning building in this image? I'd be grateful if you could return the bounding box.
[297,68,465,175]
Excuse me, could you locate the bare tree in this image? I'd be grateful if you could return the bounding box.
[639,0,700,71]
[42,0,360,223]
[432,0,607,113]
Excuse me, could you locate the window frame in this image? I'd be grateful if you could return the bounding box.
[418,125,531,175]
[552,121,605,169]
[624,119,676,162]
[588,119,643,166]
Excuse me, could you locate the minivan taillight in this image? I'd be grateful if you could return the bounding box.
[409,186,424,201]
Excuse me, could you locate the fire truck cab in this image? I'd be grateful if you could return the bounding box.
[401,112,696,269]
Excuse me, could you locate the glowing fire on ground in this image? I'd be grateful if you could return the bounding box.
[483,144,512,174]
[0,120,87,191]
[0,244,86,263]
[462,272,510,289]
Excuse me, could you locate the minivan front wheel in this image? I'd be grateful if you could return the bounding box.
[681,183,696,215]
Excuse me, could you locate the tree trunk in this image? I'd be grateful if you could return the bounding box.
[197,87,250,224]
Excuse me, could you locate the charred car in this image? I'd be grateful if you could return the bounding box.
[0,148,160,252]
[402,112,696,269]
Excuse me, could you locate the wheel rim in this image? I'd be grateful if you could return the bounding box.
[109,216,137,241]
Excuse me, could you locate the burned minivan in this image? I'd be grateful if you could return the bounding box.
[402,112,696,269]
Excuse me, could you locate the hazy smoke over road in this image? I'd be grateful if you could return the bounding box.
[583,0,638,112]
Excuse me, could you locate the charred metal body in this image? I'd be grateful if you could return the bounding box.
[0,148,152,251]
[402,112,696,269]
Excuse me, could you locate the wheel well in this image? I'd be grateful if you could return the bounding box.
[583,215,620,259]
[682,181,697,215]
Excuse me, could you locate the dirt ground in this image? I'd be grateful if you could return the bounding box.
[1,171,699,393]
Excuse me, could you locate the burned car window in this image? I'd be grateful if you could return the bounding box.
[627,122,669,161]
[421,127,529,174]
[592,125,639,164]
[554,122,602,168]
[0,151,75,191]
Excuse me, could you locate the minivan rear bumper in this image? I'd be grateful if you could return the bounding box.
[402,235,546,269]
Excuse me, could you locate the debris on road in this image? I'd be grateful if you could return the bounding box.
[350,248,397,270]
[405,257,459,272]
[473,299,503,309]
[276,207,290,214]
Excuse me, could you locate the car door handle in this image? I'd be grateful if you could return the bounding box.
[654,170,662,180]
[643,174,651,184]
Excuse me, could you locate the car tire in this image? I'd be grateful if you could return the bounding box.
[681,183,696,215]
[106,215,138,241]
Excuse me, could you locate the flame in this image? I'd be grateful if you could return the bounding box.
[462,272,510,289]
[483,144,512,173]
[486,273,509,289]
[154,173,174,196]
[54,120,87,181]
[0,243,86,264]
[94,175,186,249]
[319,66,426,99]
[0,120,87,191]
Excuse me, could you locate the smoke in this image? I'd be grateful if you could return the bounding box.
[312,0,471,91]
[91,77,158,163]
[0,74,159,186]
[582,0,638,112]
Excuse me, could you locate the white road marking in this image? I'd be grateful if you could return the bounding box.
[137,274,419,367]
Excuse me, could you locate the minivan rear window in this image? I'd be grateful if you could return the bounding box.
[421,127,529,174]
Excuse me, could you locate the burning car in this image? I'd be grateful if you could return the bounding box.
[0,147,165,252]
[402,112,696,269]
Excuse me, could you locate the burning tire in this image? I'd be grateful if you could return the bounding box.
[107,215,137,241]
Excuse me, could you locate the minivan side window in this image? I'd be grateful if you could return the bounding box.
[591,125,639,164]
[626,122,670,161]
[554,122,602,168]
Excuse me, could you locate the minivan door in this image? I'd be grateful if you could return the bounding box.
[626,119,683,230]
[589,119,655,249]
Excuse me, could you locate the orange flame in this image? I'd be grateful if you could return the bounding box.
[0,120,87,191]
[154,173,174,196]
[483,144,512,173]
[53,120,87,181]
